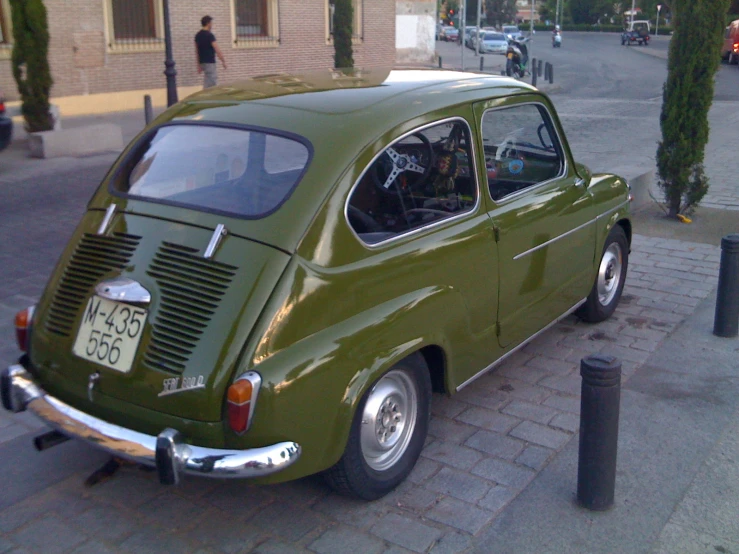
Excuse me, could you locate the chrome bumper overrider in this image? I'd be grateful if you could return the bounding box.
[1,365,301,485]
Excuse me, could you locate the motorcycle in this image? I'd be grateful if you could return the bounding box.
[505,39,529,79]
[552,31,562,48]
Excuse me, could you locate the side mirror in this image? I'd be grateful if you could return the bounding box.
[575,163,592,187]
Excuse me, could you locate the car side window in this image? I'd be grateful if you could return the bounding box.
[347,120,478,245]
[481,103,564,201]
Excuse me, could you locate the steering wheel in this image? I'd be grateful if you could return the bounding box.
[537,122,555,151]
[372,133,434,192]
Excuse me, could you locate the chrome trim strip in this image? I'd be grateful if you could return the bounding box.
[95,277,152,304]
[480,101,570,205]
[455,298,587,392]
[513,218,597,260]
[344,116,482,249]
[595,199,630,221]
[97,204,117,236]
[2,366,301,482]
[204,223,227,259]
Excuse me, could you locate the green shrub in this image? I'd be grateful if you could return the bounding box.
[333,0,353,69]
[656,0,730,217]
[9,0,53,133]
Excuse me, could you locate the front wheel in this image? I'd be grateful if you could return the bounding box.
[506,58,514,76]
[577,225,629,323]
[323,354,431,500]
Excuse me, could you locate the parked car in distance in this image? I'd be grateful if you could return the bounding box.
[440,25,459,42]
[621,20,650,46]
[502,25,524,42]
[479,31,509,55]
[721,19,739,64]
[0,92,12,152]
[464,26,478,48]
[2,68,632,500]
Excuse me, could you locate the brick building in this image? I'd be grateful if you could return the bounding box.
[0,0,395,101]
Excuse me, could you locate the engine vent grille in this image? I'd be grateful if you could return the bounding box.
[144,242,237,374]
[45,233,141,336]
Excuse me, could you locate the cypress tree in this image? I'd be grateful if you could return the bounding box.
[333,0,354,69]
[9,0,53,133]
[656,0,729,217]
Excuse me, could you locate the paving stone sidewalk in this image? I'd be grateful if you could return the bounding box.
[0,233,722,554]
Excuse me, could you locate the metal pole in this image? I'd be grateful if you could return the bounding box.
[577,355,622,511]
[555,0,561,27]
[144,94,153,125]
[630,0,636,29]
[713,234,739,338]
[530,0,535,62]
[461,0,466,69]
[656,5,662,36]
[476,0,482,58]
[163,0,178,107]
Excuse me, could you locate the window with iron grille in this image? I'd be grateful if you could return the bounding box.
[327,0,363,42]
[233,0,279,47]
[105,0,164,52]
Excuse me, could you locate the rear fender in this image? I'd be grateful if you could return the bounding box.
[235,285,467,483]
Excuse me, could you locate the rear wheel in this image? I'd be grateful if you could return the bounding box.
[324,353,431,500]
[577,225,629,323]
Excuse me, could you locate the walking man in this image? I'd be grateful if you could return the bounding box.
[195,15,227,88]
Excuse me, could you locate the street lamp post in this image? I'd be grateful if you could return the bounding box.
[656,4,662,36]
[163,0,178,107]
[555,0,561,27]
[630,0,636,29]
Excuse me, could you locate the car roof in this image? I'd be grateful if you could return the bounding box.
[172,69,534,141]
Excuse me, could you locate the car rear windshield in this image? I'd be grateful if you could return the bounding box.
[114,124,312,218]
[486,33,505,41]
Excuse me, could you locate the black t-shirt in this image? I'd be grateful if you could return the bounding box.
[195,30,216,64]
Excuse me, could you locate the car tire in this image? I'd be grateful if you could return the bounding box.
[323,353,431,500]
[577,225,629,323]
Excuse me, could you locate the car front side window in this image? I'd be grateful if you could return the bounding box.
[347,119,478,245]
[481,103,564,201]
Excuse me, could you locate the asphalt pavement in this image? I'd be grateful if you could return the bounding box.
[0,33,738,554]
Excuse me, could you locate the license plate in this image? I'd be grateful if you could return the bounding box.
[507,53,513,59]
[72,296,147,373]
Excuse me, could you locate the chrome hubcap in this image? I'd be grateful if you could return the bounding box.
[597,243,623,306]
[360,370,418,472]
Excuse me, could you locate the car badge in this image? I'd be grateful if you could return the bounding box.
[88,372,100,402]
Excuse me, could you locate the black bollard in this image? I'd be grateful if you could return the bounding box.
[549,64,554,84]
[480,56,484,71]
[532,63,537,86]
[544,62,551,82]
[438,56,443,68]
[144,94,153,126]
[538,59,543,77]
[713,234,739,337]
[577,355,622,511]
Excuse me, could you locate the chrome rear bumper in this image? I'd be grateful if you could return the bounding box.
[1,365,301,484]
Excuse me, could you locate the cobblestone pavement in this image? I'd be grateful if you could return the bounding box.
[0,210,722,553]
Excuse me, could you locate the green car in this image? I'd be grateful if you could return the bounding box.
[2,69,631,500]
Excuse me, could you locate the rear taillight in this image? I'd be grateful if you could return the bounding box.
[15,306,35,352]
[0,102,5,114]
[733,42,739,53]
[227,372,261,434]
